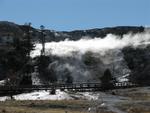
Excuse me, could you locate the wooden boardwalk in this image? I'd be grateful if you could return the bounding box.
[0,82,137,95]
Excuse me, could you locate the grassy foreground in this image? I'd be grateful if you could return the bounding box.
[0,100,91,113]
[0,87,149,113]
[0,99,116,113]
[113,87,150,113]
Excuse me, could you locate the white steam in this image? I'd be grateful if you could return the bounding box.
[31,29,150,57]
[31,29,150,83]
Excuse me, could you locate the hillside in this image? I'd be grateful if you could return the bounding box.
[0,21,150,86]
[0,21,145,42]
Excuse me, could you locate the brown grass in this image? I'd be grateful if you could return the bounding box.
[0,100,116,113]
[0,100,90,113]
[116,101,150,113]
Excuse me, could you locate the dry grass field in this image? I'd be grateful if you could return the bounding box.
[0,100,90,113]
[114,87,150,113]
[0,87,149,113]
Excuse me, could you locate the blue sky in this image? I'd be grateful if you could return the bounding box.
[0,0,150,31]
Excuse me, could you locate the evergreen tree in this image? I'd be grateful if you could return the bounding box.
[37,56,57,83]
[0,23,34,85]
[100,69,115,90]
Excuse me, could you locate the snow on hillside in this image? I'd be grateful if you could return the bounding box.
[116,73,129,82]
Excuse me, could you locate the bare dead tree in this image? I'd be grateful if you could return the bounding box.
[40,25,45,56]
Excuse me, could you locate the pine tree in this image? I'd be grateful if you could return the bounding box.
[100,69,115,90]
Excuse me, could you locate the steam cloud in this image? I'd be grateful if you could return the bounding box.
[31,28,150,83]
[32,29,150,57]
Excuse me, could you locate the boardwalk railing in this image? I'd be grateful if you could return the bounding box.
[0,82,138,94]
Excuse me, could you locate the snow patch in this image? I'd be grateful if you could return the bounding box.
[0,90,72,101]
[0,80,6,85]
[117,74,129,82]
